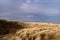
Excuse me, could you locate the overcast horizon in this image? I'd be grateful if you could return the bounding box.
[0,0,60,23]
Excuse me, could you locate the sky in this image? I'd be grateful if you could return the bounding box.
[0,0,60,23]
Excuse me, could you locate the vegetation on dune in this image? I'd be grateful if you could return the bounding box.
[0,19,24,34]
[0,19,60,40]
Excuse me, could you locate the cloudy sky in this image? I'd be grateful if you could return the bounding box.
[0,0,60,23]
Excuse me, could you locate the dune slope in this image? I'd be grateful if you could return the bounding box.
[0,19,60,40]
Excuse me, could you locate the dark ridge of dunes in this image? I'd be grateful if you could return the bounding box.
[0,19,24,35]
[0,19,60,40]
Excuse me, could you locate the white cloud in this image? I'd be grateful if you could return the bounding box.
[19,1,60,16]
[0,0,9,3]
[16,15,34,21]
[34,0,40,3]
[20,2,42,13]
[43,8,60,16]
[1,0,60,16]
[26,0,31,3]
[20,15,33,18]
[0,0,60,22]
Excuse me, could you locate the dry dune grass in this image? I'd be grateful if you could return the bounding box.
[10,23,60,40]
[0,20,60,40]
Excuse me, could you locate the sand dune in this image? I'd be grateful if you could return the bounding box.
[0,19,60,40]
